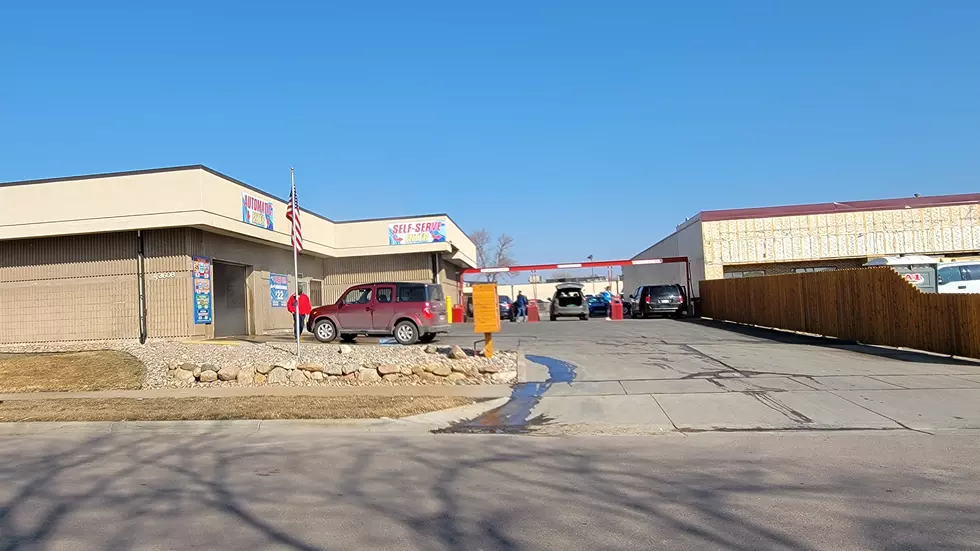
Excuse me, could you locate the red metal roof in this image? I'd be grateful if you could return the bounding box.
[699,192,980,222]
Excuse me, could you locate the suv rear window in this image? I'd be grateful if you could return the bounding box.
[427,285,444,302]
[397,284,427,303]
[645,285,678,296]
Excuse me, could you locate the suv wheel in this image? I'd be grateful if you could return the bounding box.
[579,314,588,321]
[418,333,436,344]
[313,319,337,343]
[340,334,357,343]
[394,320,419,345]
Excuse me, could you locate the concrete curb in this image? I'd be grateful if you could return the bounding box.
[0,398,513,436]
[0,384,514,402]
[516,352,529,383]
[398,397,510,429]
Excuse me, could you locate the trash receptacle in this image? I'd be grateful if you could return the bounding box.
[610,297,624,320]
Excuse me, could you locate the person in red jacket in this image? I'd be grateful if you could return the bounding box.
[287,290,313,337]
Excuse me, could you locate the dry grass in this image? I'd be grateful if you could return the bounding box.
[0,396,476,422]
[0,350,144,393]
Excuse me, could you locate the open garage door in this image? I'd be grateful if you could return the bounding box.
[212,261,248,337]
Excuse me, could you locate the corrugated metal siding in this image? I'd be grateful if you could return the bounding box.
[143,228,191,273]
[0,233,140,343]
[322,253,432,303]
[142,228,195,338]
[145,274,195,338]
[0,277,138,343]
[325,254,431,285]
[0,233,137,282]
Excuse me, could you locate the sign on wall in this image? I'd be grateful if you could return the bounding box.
[388,219,447,245]
[270,273,289,307]
[242,192,274,231]
[192,256,213,324]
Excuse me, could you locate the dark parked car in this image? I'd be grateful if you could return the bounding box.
[628,284,687,318]
[498,295,515,320]
[308,282,449,345]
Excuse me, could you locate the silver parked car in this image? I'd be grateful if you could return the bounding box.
[550,283,589,321]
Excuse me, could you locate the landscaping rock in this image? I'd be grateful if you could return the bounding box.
[192,366,202,378]
[217,366,240,381]
[479,364,501,374]
[298,362,324,373]
[289,370,308,383]
[451,364,475,376]
[199,370,218,383]
[177,362,198,372]
[275,359,298,371]
[357,368,381,382]
[201,364,217,374]
[311,371,324,381]
[411,366,426,378]
[254,373,267,384]
[448,345,467,360]
[341,363,360,376]
[382,373,403,382]
[377,364,401,375]
[325,364,343,376]
[237,366,255,384]
[491,371,517,384]
[268,367,289,384]
[400,366,413,376]
[424,345,438,354]
[256,364,274,375]
[447,372,467,383]
[430,364,452,377]
[175,368,195,382]
[339,344,353,355]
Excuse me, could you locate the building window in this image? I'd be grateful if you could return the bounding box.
[792,267,835,273]
[724,270,765,279]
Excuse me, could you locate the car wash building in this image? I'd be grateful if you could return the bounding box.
[623,193,980,298]
[0,165,477,343]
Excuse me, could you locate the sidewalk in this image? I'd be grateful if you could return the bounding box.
[0,384,514,402]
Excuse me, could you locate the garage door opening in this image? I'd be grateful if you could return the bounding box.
[212,261,248,337]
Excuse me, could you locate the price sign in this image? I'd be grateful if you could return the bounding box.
[270,273,289,307]
[472,283,501,334]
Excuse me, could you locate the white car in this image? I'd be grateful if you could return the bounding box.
[937,262,980,294]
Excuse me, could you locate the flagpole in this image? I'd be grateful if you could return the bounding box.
[291,167,301,360]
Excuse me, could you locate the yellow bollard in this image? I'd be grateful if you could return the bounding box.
[484,332,493,358]
[446,296,452,325]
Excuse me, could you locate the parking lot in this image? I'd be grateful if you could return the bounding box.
[440,317,980,434]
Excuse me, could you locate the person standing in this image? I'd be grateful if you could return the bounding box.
[287,289,313,337]
[514,290,529,322]
[601,286,614,321]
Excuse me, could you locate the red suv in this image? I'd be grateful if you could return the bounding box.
[307,282,450,345]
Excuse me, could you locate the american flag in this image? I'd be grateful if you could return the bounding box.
[286,179,303,252]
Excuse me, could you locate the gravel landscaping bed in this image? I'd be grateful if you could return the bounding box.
[0,340,518,390]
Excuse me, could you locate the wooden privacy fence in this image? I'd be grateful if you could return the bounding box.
[700,267,980,359]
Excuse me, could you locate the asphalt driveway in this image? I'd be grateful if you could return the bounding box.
[441,318,980,434]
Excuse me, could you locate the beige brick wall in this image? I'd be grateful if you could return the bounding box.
[702,205,980,268]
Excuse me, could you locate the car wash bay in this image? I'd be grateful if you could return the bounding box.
[211,261,249,338]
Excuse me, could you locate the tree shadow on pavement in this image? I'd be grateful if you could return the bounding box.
[1,427,978,550]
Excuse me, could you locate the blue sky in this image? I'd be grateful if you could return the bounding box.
[2,1,979,269]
